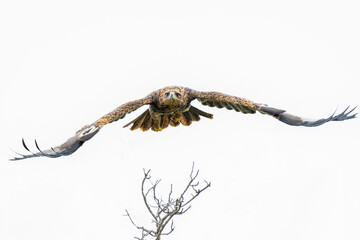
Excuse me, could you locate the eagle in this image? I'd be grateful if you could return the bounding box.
[10,86,357,160]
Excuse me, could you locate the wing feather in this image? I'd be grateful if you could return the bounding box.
[190,90,259,114]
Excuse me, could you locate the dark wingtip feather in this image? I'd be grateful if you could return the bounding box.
[34,139,49,157]
[22,138,31,152]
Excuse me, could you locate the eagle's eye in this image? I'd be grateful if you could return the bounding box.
[164,92,170,97]
[175,92,181,98]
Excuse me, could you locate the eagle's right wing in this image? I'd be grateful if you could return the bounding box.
[11,125,100,160]
[10,95,153,160]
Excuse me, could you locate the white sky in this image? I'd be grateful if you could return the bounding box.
[1,1,360,239]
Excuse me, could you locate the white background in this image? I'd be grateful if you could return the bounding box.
[1,1,359,239]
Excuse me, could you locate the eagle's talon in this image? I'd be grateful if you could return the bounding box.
[154,127,162,132]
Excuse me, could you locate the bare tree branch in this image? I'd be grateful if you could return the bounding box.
[125,162,211,240]
[141,169,158,223]
[124,209,156,240]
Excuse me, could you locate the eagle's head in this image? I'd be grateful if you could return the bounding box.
[155,86,190,110]
[161,89,183,106]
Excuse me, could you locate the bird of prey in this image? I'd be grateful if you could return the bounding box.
[10,86,357,160]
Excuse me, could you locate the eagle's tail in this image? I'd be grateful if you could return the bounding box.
[123,106,213,132]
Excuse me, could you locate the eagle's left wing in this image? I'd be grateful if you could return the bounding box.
[190,90,357,127]
[10,95,153,160]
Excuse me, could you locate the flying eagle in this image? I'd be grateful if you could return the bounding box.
[10,86,357,160]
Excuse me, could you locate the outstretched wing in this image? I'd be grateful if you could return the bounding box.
[10,95,153,160]
[190,90,357,126]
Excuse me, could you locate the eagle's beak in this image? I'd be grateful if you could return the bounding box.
[169,92,174,100]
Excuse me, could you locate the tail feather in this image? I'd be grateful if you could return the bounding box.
[189,106,213,119]
[123,109,149,130]
[123,106,214,131]
[180,112,192,126]
[161,115,170,129]
[141,113,153,131]
[169,118,180,127]
[188,110,200,121]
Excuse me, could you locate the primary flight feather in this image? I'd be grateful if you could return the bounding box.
[10,86,357,160]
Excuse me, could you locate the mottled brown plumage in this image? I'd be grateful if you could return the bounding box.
[10,86,357,160]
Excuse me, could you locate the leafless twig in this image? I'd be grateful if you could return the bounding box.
[125,162,211,240]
